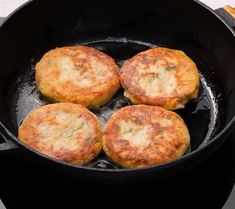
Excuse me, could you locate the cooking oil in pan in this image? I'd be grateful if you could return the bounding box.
[8,39,220,169]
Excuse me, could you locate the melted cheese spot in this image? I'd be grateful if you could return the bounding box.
[58,56,111,88]
[91,58,111,78]
[138,63,177,97]
[119,121,151,148]
[158,117,173,127]
[38,111,91,150]
[123,91,140,104]
[59,57,91,87]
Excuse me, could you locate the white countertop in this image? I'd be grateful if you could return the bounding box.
[0,0,235,17]
[201,0,235,9]
[0,0,28,17]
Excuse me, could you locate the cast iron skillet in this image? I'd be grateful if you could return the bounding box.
[0,0,235,181]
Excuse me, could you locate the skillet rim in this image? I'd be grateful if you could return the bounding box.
[0,0,235,173]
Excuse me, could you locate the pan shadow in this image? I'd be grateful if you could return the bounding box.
[0,132,234,209]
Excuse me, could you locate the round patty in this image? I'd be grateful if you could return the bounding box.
[103,105,190,168]
[36,46,120,108]
[18,103,102,165]
[120,47,200,110]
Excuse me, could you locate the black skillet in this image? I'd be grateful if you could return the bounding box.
[0,0,235,182]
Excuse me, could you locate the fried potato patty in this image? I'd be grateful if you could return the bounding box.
[18,103,102,165]
[36,46,120,108]
[103,105,190,168]
[120,47,200,110]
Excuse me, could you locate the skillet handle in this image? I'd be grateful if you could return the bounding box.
[0,123,20,153]
[223,5,235,19]
[215,5,235,29]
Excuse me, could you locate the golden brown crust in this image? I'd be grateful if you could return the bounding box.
[36,46,120,108]
[103,105,190,168]
[18,103,102,165]
[120,47,200,110]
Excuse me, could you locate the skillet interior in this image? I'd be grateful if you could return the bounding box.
[0,0,235,170]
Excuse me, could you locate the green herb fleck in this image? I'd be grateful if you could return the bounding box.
[124,127,133,134]
[158,131,164,136]
[84,134,91,142]
[148,74,158,82]
[128,127,133,133]
[166,66,175,71]
[67,133,73,139]
[78,121,84,129]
